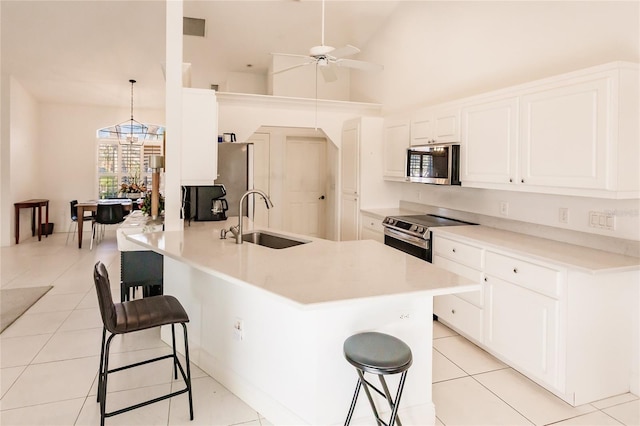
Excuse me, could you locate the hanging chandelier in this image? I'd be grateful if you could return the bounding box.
[114,79,157,146]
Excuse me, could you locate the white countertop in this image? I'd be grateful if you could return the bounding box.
[117,210,164,251]
[432,225,640,274]
[126,220,480,308]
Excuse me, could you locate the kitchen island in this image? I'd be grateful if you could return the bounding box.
[126,221,480,425]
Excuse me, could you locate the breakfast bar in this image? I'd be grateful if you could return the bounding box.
[126,222,480,425]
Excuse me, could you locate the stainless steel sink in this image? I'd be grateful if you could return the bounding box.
[242,231,309,249]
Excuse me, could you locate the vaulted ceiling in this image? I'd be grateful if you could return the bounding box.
[1,1,399,110]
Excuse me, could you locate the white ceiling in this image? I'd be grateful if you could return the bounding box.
[1,0,399,110]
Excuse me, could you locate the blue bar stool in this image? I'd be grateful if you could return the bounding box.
[343,332,413,426]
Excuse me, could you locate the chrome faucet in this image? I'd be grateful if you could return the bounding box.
[229,189,274,244]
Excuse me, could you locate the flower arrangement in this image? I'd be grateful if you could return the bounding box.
[119,170,146,195]
[140,192,164,216]
[119,182,146,194]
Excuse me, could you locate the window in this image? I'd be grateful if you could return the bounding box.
[96,125,164,198]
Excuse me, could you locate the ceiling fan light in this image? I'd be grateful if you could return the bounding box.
[309,45,334,57]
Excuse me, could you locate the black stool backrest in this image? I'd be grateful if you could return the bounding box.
[70,200,79,221]
[93,262,118,334]
[95,203,124,225]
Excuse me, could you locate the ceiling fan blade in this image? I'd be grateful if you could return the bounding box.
[271,61,314,75]
[319,63,338,82]
[328,44,360,59]
[335,58,384,73]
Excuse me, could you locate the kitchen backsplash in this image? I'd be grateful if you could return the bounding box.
[400,200,640,258]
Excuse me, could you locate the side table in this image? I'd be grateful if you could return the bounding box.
[14,199,49,244]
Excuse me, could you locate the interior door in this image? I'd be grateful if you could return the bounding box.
[283,137,326,238]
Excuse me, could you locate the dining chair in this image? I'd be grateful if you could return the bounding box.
[91,203,125,250]
[66,200,95,245]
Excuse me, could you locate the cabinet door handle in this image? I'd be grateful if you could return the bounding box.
[484,277,487,282]
[452,248,456,253]
[451,309,456,314]
[513,267,518,273]
[521,179,525,183]
[509,178,513,183]
[319,195,325,200]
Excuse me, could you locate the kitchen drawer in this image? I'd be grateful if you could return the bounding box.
[433,254,484,307]
[485,251,561,298]
[361,214,384,233]
[434,236,484,270]
[434,293,483,343]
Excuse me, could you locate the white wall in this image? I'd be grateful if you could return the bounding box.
[8,78,40,244]
[34,103,163,239]
[222,71,267,95]
[352,1,640,111]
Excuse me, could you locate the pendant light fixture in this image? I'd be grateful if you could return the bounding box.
[114,79,156,146]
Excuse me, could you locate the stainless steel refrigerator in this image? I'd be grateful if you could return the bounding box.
[215,142,253,217]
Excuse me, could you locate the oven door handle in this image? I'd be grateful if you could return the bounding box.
[384,227,429,249]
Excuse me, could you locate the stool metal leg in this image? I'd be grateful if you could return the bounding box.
[97,327,106,403]
[344,377,362,426]
[183,323,194,420]
[358,369,385,426]
[345,368,409,426]
[386,371,408,426]
[171,324,178,380]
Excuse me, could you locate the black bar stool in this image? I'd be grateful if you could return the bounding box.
[343,332,413,426]
[93,261,193,426]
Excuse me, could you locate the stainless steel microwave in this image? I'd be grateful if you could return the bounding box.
[406,143,461,185]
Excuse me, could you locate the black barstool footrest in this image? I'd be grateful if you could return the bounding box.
[343,332,413,426]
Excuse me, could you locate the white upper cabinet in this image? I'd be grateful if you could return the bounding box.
[460,62,639,198]
[382,115,410,180]
[461,97,519,184]
[411,104,461,146]
[519,78,608,189]
[181,88,218,185]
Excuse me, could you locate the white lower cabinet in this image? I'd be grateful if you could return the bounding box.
[433,293,483,343]
[359,213,384,243]
[484,274,561,390]
[432,230,638,406]
[433,235,485,343]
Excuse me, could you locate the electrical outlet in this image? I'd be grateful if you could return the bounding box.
[499,202,509,216]
[588,211,615,230]
[233,318,244,341]
[559,208,569,224]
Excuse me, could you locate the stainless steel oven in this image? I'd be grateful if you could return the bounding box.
[382,214,475,262]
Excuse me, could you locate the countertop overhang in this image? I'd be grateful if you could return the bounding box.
[125,221,480,308]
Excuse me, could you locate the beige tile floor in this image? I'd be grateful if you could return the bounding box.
[1,231,638,425]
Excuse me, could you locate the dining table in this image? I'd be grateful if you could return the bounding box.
[75,199,133,248]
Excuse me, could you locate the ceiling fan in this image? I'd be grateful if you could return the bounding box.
[271,0,383,82]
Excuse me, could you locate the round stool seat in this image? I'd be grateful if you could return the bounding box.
[344,332,412,375]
